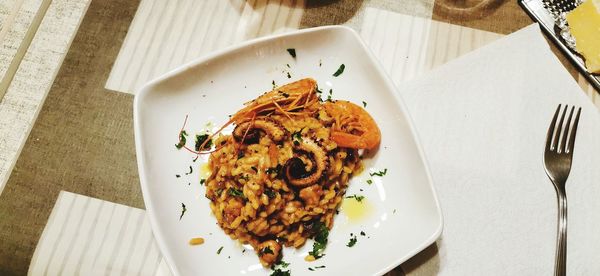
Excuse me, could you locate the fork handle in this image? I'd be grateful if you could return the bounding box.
[555,191,567,276]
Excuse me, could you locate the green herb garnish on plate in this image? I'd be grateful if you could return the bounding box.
[333,64,345,77]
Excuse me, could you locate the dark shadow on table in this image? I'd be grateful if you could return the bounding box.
[302,0,363,27]
[227,0,363,27]
[396,242,441,275]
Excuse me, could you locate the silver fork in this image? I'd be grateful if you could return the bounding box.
[544,104,582,276]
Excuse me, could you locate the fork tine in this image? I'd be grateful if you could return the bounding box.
[546,104,562,150]
[553,105,568,150]
[560,106,575,153]
[567,107,582,154]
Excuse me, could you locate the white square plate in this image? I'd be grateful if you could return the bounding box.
[134,26,442,276]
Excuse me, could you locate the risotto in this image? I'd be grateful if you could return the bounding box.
[203,78,380,267]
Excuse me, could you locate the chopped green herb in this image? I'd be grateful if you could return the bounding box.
[270,269,291,276]
[251,166,258,172]
[217,246,223,254]
[345,194,365,202]
[291,130,303,142]
[326,90,333,102]
[195,134,212,151]
[278,91,290,98]
[175,130,188,149]
[264,188,276,199]
[272,80,276,89]
[237,151,245,159]
[270,260,291,276]
[366,179,373,185]
[179,203,187,220]
[370,168,388,177]
[319,59,322,67]
[176,174,181,178]
[333,64,345,77]
[308,222,329,259]
[393,209,397,214]
[242,249,246,253]
[276,260,290,268]
[185,166,193,175]
[266,165,282,175]
[308,265,326,271]
[347,236,357,247]
[192,155,199,162]
[293,140,300,146]
[286,72,291,79]
[259,246,274,256]
[360,231,366,236]
[362,101,367,108]
[228,188,245,198]
[200,179,206,185]
[286,48,296,58]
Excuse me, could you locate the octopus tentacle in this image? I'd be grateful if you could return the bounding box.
[284,139,329,187]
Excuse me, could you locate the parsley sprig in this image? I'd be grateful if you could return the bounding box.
[195,134,213,151]
[291,129,303,142]
[175,130,188,149]
[308,222,329,259]
[347,236,357,247]
[345,194,365,202]
[308,265,326,271]
[259,246,274,256]
[228,187,245,198]
[179,203,187,220]
[287,48,296,58]
[369,168,388,177]
[270,260,291,276]
[333,64,345,77]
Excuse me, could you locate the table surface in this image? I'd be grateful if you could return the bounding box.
[0,0,598,275]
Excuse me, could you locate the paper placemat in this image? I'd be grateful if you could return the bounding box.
[399,24,600,275]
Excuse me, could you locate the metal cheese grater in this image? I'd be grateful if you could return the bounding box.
[520,0,600,93]
[542,0,582,50]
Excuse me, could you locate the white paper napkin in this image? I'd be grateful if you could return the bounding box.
[399,24,600,275]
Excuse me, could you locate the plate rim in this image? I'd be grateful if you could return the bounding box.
[133,25,443,276]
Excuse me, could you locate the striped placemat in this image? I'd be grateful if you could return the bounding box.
[28,191,171,276]
[105,0,305,94]
[0,0,91,194]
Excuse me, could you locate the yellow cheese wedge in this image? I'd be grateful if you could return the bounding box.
[566,0,600,74]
